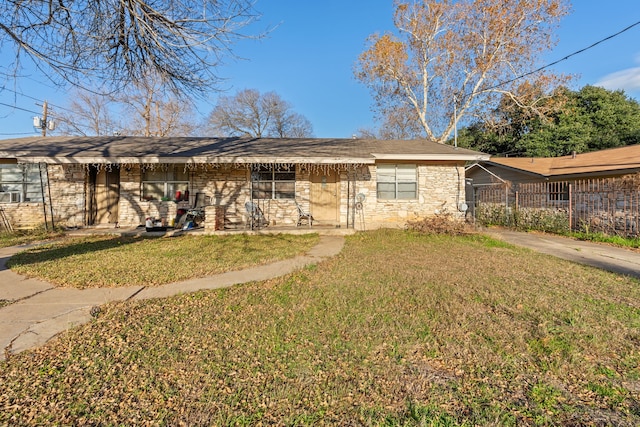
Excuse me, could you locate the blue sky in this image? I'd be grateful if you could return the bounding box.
[1,0,639,138]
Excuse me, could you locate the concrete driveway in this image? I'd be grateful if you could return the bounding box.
[486,229,640,280]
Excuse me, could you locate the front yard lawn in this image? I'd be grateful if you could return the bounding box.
[7,233,320,288]
[1,229,639,425]
[0,228,63,248]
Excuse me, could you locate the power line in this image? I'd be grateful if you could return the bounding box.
[0,131,37,136]
[480,19,640,93]
[0,86,76,114]
[0,101,40,115]
[0,86,42,103]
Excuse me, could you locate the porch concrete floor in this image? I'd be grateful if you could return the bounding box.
[66,223,356,238]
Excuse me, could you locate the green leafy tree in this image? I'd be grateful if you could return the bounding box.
[456,123,517,156]
[459,85,640,156]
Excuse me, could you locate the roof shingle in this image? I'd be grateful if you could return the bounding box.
[0,136,488,164]
[486,145,640,177]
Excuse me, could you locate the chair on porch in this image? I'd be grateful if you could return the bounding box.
[295,201,313,227]
[245,201,268,229]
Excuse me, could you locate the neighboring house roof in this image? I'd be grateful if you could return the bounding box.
[475,144,640,179]
[0,136,488,164]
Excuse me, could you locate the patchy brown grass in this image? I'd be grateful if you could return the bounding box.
[0,228,63,248]
[1,229,639,425]
[7,233,319,288]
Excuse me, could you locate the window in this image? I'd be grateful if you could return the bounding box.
[141,166,190,201]
[0,164,43,203]
[377,164,417,200]
[251,165,295,199]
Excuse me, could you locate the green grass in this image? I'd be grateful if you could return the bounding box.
[568,231,640,249]
[7,233,320,288]
[1,229,639,425]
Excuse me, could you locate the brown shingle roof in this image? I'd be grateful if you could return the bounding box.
[0,136,488,164]
[486,145,640,177]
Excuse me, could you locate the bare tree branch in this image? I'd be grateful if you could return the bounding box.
[208,89,314,138]
[0,0,263,95]
[355,0,570,143]
[54,73,201,137]
[53,91,118,136]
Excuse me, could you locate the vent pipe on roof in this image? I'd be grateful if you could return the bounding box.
[572,151,577,159]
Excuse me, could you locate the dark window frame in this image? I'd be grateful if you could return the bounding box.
[141,165,190,201]
[251,164,296,200]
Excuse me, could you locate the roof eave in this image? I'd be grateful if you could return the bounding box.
[483,161,549,178]
[545,167,640,180]
[372,153,490,161]
[20,156,376,165]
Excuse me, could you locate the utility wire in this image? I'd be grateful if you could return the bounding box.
[0,86,42,103]
[0,101,40,115]
[0,132,37,136]
[480,19,640,93]
[0,85,76,114]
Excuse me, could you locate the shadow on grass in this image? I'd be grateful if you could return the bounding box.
[6,235,159,269]
[0,256,10,272]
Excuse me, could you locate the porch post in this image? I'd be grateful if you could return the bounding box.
[38,163,49,231]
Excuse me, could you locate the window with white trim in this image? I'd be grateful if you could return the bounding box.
[0,164,43,203]
[377,164,417,200]
[251,164,295,199]
[141,166,190,201]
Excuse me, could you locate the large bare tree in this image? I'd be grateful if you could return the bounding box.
[357,104,426,140]
[119,73,201,136]
[0,0,261,94]
[355,0,569,143]
[54,91,118,136]
[208,89,314,138]
[54,74,201,137]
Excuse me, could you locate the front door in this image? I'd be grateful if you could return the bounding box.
[310,171,338,224]
[88,167,120,225]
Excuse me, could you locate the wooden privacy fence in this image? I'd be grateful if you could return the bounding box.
[473,175,640,237]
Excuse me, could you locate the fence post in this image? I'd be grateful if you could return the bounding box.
[514,190,518,227]
[568,183,573,232]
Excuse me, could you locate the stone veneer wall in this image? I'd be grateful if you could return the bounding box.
[189,165,249,228]
[0,203,44,230]
[49,164,86,227]
[116,164,314,229]
[1,161,466,231]
[343,161,465,230]
[114,165,300,228]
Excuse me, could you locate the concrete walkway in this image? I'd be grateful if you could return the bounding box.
[486,229,640,280]
[0,235,345,361]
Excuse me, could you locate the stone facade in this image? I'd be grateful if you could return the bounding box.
[1,161,466,231]
[50,165,86,227]
[343,162,466,230]
[0,203,44,230]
